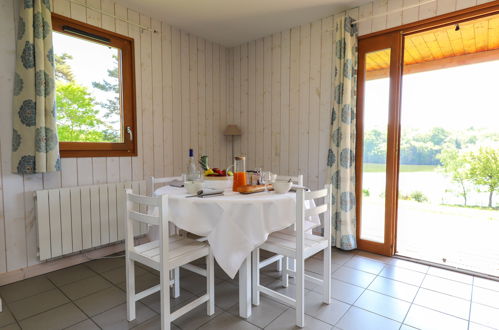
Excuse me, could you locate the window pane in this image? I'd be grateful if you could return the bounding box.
[360,48,391,243]
[53,31,122,143]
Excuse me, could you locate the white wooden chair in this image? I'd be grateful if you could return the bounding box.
[251,184,332,328]
[147,176,183,298]
[258,175,304,274]
[125,189,215,330]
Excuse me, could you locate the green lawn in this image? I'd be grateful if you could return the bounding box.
[363,163,437,173]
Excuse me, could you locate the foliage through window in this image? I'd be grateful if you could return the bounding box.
[52,14,136,157]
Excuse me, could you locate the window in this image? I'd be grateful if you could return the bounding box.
[52,13,136,157]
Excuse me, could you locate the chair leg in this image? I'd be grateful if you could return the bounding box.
[323,247,332,304]
[282,257,289,288]
[160,267,171,330]
[173,267,180,298]
[296,257,305,328]
[207,252,215,315]
[251,248,260,306]
[126,258,136,321]
[276,256,282,272]
[288,257,296,277]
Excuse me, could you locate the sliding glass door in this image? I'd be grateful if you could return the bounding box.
[356,32,402,256]
[356,3,499,274]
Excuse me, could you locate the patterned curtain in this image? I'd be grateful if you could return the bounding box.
[327,15,358,250]
[12,0,60,174]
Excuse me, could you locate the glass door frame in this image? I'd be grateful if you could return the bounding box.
[356,32,403,256]
[355,1,499,257]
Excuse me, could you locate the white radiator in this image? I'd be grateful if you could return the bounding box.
[35,180,149,261]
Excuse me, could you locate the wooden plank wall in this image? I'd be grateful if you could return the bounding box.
[0,0,230,273]
[226,0,492,190]
[0,0,493,275]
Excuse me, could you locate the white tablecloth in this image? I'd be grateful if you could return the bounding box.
[151,186,319,278]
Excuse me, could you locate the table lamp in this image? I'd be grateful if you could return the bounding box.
[224,125,241,160]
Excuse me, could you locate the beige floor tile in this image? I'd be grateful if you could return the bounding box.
[404,304,468,330]
[474,277,499,292]
[18,303,86,330]
[470,303,499,329]
[335,306,400,330]
[344,256,385,275]
[473,286,499,309]
[388,258,429,273]
[46,265,96,287]
[0,306,16,327]
[332,266,376,288]
[355,251,392,264]
[468,322,497,330]
[64,319,100,330]
[86,257,125,273]
[305,257,341,275]
[132,315,181,330]
[265,308,332,329]
[9,289,69,320]
[427,267,473,284]
[101,265,147,284]
[304,291,349,326]
[400,325,419,330]
[74,286,126,317]
[214,281,240,311]
[330,279,364,305]
[92,302,156,329]
[414,288,470,319]
[0,276,54,303]
[421,275,472,300]
[379,266,426,286]
[179,270,223,296]
[368,276,419,302]
[354,290,411,322]
[140,288,196,314]
[0,322,21,330]
[228,296,287,328]
[197,312,259,330]
[59,275,112,300]
[116,271,160,292]
[173,304,222,329]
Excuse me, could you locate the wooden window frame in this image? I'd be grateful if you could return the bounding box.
[52,13,137,158]
[355,0,499,256]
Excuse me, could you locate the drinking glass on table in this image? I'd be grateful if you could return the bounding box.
[260,171,272,192]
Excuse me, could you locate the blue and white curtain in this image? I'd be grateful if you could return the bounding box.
[12,0,60,174]
[327,15,358,250]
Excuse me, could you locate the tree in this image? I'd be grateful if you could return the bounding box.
[438,146,471,206]
[467,147,499,208]
[55,53,75,83]
[92,54,120,120]
[56,82,110,142]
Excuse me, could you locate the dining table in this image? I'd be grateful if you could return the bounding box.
[151,185,320,318]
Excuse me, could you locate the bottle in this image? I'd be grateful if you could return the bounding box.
[186,148,199,181]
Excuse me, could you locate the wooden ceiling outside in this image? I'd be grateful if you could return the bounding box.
[365,13,499,78]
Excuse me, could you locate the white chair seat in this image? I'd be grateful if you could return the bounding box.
[261,231,329,260]
[134,237,209,270]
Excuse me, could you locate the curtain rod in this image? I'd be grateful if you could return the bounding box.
[67,0,158,33]
[352,0,437,24]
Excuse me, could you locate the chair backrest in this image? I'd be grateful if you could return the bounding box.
[275,174,303,186]
[295,184,332,255]
[147,176,182,196]
[125,189,169,253]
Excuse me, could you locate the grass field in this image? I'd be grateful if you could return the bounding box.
[363,163,437,173]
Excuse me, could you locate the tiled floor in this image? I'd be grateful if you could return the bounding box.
[0,249,498,329]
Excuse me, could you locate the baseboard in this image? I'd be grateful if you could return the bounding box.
[0,236,149,286]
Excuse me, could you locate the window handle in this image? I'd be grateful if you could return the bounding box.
[127,126,133,141]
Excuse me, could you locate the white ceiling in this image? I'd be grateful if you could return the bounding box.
[116,0,368,47]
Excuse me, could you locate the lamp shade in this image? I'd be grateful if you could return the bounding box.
[223,124,242,136]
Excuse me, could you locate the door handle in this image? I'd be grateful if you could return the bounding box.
[127,126,133,141]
